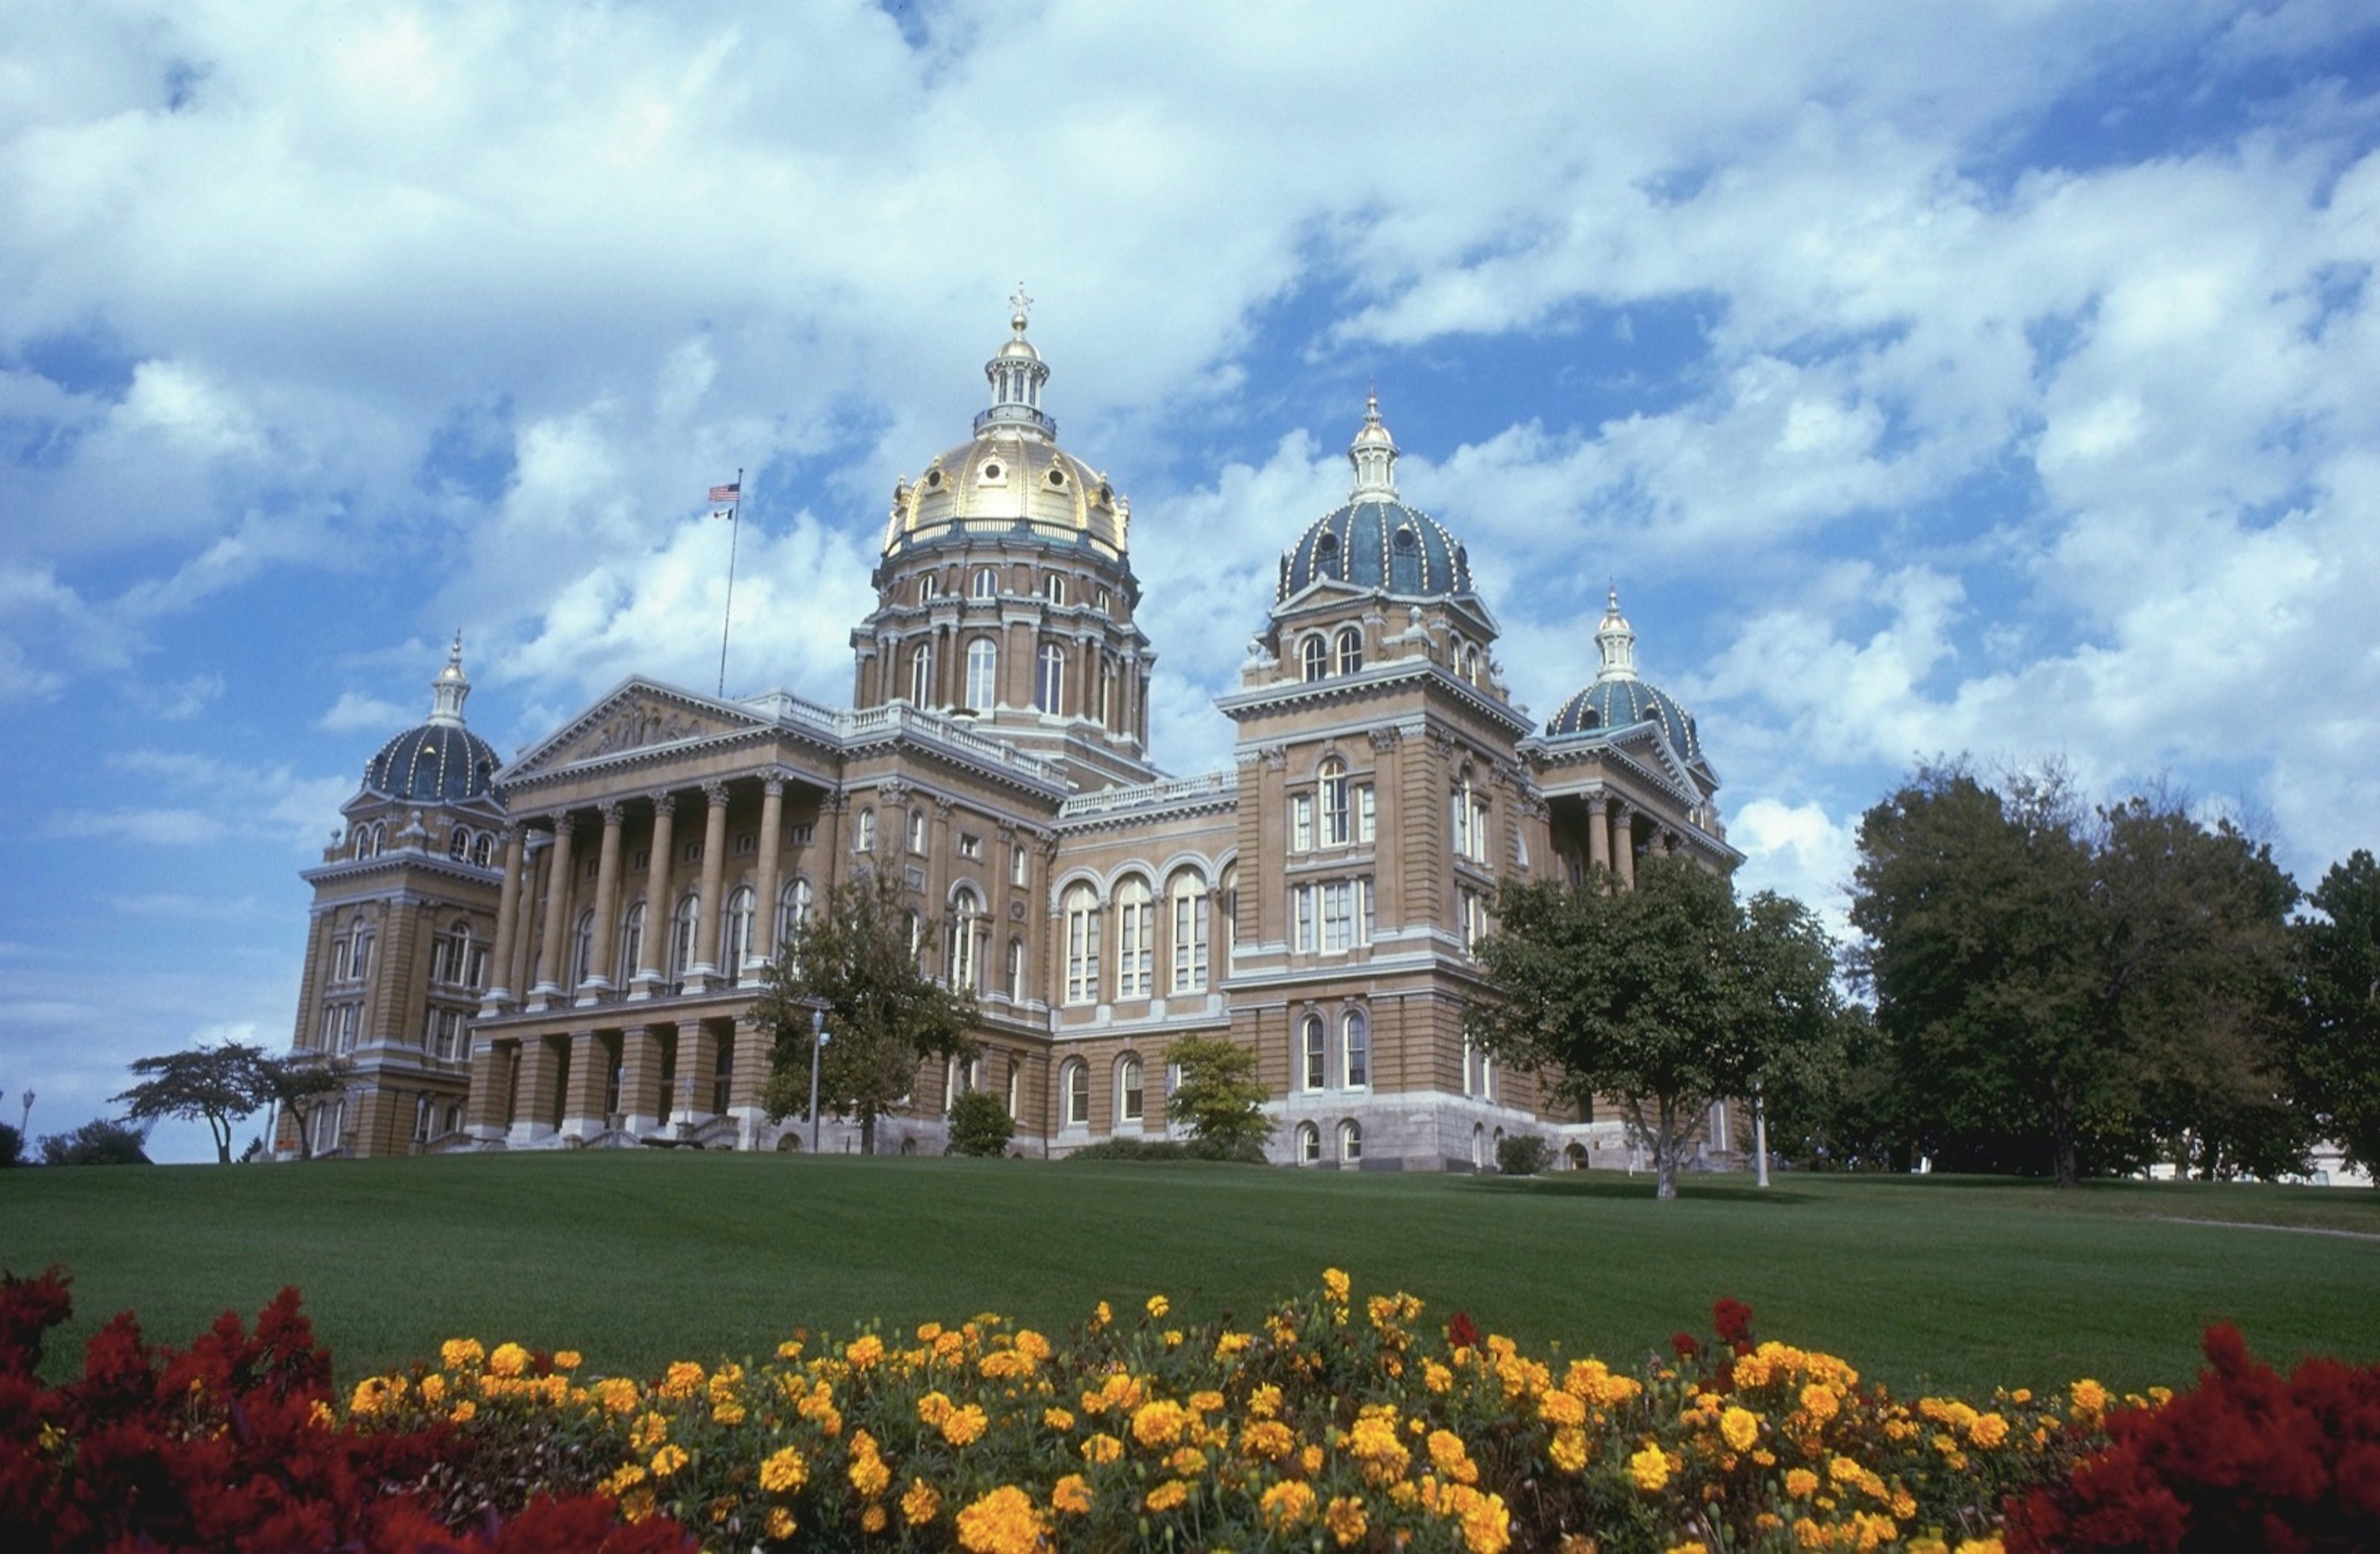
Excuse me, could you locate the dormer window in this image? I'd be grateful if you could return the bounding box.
[1046,468,1066,487]
[1335,626,1363,675]
[1301,636,1328,682]
[979,459,1006,484]
[1315,531,1339,576]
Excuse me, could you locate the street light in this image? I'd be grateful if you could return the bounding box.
[807,1009,831,1154]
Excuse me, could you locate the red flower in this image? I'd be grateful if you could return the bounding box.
[1447,1311,1482,1348]
[1671,1332,1701,1360]
[1712,1297,1756,1354]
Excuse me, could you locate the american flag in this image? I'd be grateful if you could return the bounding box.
[708,481,741,503]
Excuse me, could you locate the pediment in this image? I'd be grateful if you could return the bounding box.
[500,680,771,781]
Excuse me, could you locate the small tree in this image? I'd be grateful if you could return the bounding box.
[752,869,977,1155]
[1496,1134,1552,1176]
[257,1052,350,1161]
[947,1091,1016,1157]
[40,1118,152,1166]
[0,1123,22,1168]
[113,1042,278,1165]
[1164,1035,1274,1159]
[1470,857,1839,1200]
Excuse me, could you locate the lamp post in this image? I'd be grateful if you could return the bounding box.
[17,1089,30,1137]
[807,1009,830,1154]
[1754,1088,1771,1189]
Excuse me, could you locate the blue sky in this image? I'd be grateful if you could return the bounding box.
[6,1,2378,1163]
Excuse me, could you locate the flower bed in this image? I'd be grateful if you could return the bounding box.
[7,1262,2376,1551]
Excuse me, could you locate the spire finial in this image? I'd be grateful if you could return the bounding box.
[1595,586,1637,683]
[427,632,473,726]
[1347,388,1398,499]
[1008,281,1033,335]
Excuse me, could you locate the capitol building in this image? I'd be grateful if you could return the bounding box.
[280,307,1740,1169]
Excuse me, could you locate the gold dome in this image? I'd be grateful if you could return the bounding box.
[881,298,1129,558]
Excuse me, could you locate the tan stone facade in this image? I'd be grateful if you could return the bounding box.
[283,318,1743,1170]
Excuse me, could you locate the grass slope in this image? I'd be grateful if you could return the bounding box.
[7,1154,2376,1396]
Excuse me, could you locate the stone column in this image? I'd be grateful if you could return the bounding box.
[632,792,676,998]
[1369,727,1404,930]
[680,1020,721,1123]
[619,1025,667,1135]
[531,815,576,1008]
[560,1029,611,1136]
[730,1017,772,1148]
[578,802,625,1004]
[1587,796,1611,875]
[686,781,731,991]
[509,1035,563,1145]
[510,835,549,1011]
[483,827,526,1012]
[466,1037,511,1142]
[1611,802,1636,890]
[747,776,785,983]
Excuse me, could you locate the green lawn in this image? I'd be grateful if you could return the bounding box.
[6,1153,2376,1397]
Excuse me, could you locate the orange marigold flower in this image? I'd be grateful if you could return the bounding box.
[1044,1406,1075,1431]
[1052,1473,1093,1515]
[860,1504,887,1534]
[901,1478,941,1525]
[1628,1444,1670,1492]
[941,1403,989,1447]
[488,1343,531,1379]
[440,1338,485,1371]
[1427,1428,1478,1483]
[1131,1398,1190,1449]
[1721,1405,1761,1453]
[1785,1467,1819,1498]
[1323,1268,1351,1303]
[764,1506,794,1540]
[658,1361,705,1400]
[1240,1419,1295,1461]
[1144,1479,1189,1513]
[2069,1379,2109,1420]
[1324,1496,1368,1546]
[1549,1426,1590,1472]
[649,1444,689,1478]
[1082,1433,1124,1465]
[845,1335,884,1370]
[953,1485,1047,1554]
[1146,1294,1170,1319]
[759,1445,808,1495]
[1262,1478,1318,1529]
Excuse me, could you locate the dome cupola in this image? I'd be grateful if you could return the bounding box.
[1544,589,1706,764]
[1277,396,1473,603]
[363,634,503,804]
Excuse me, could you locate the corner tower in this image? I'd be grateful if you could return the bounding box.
[852,297,1158,791]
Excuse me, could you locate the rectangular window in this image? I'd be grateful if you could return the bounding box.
[1172,891,1208,992]
[736,832,757,855]
[1345,1019,1369,1089]
[1303,1021,1326,1091]
[682,839,702,863]
[632,848,651,871]
[1321,881,1355,952]
[1460,887,1490,956]
[1357,784,1376,845]
[1359,877,1375,945]
[1291,794,1313,852]
[1292,885,1315,953]
[1117,898,1152,999]
[1011,845,1029,888]
[788,822,814,847]
[959,832,982,859]
[351,933,373,980]
[908,810,927,853]
[1065,902,1100,1004]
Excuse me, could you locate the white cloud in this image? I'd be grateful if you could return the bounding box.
[319,689,412,731]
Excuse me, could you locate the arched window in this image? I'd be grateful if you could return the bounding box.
[1118,1055,1144,1123]
[618,901,645,986]
[902,909,923,967]
[1006,935,1027,1002]
[1465,644,1482,683]
[670,893,700,987]
[777,877,813,960]
[949,888,981,991]
[909,642,933,706]
[1063,884,1100,1004]
[917,572,940,602]
[722,885,756,970]
[369,822,385,856]
[972,566,998,599]
[1219,863,1238,962]
[1064,1060,1090,1126]
[1095,655,1113,726]
[1343,1009,1370,1089]
[855,808,876,853]
[1297,1122,1321,1164]
[1319,757,1349,845]
[449,827,470,860]
[1302,1014,1326,1091]
[907,808,927,853]
[1035,644,1065,713]
[1471,1122,1486,1170]
[1114,876,1153,999]
[472,832,495,866]
[1045,572,1067,605]
[432,919,475,985]
[1169,871,1208,993]
[964,638,997,712]
[1341,1119,1364,1162]
[1335,625,1363,676]
[1301,634,1328,682]
[570,908,596,989]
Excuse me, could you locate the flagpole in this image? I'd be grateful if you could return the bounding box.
[717,467,741,698]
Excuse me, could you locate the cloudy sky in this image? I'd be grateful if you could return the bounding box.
[6,1,2378,1162]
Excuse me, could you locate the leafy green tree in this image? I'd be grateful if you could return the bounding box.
[2293,849,2380,1178]
[1163,1035,1274,1159]
[946,1090,1016,1157]
[0,1123,21,1168]
[257,1051,350,1162]
[752,869,977,1155]
[114,1042,276,1164]
[1470,856,1839,1200]
[40,1118,151,1166]
[1852,765,2304,1186]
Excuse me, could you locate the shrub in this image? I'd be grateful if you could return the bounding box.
[1063,1136,1194,1162]
[0,1123,20,1167]
[2006,1322,2380,1552]
[38,1117,151,1165]
[1496,1133,1552,1175]
[945,1092,1015,1157]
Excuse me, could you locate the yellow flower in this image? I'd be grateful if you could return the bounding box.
[629,1411,669,1451]
[552,1350,581,1371]
[1425,1359,1457,1394]
[448,1399,476,1423]
[860,1504,887,1533]
[1628,1443,1671,1492]
[1800,1382,1841,1423]
[439,1338,484,1370]
[847,1430,891,1498]
[1786,1467,1820,1498]
[917,1321,944,1341]
[1144,1478,1189,1512]
[1324,1495,1368,1546]
[1666,1543,1710,1554]
[1263,1478,1318,1529]
[763,1506,793,1540]
[592,1377,638,1415]
[2070,1379,2110,1420]
[1970,1411,2009,1449]
[1082,1432,1124,1464]
[759,1444,808,1494]
[649,1444,689,1478]
[1163,1328,1184,1348]
[418,1373,446,1407]
[1549,1426,1590,1472]
[1215,1330,1251,1359]
[1427,1428,1478,1483]
[1240,1418,1295,1460]
[348,1375,403,1416]
[1132,1398,1190,1448]
[846,1334,885,1370]
[1720,1405,1761,1452]
[305,1402,333,1430]
[1300,1443,1325,1475]
[1043,1405,1075,1431]
[1090,1300,1113,1330]
[597,1462,647,1499]
[953,1484,1048,1554]
[1146,1294,1170,1319]
[487,1343,531,1379]
[1052,1473,1094,1514]
[1249,1382,1284,1418]
[941,1403,989,1447]
[658,1361,705,1400]
[901,1477,941,1525]
[1167,1446,1208,1477]
[1323,1267,1351,1303]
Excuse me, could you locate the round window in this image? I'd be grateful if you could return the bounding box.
[982,462,1002,480]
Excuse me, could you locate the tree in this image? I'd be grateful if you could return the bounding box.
[946,1091,1016,1157]
[40,1118,152,1166]
[1851,765,2304,1186]
[1469,856,1839,1200]
[0,1123,21,1168]
[752,869,977,1154]
[257,1051,350,1162]
[1163,1035,1274,1159]
[113,1042,279,1164]
[2293,849,2380,1179]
